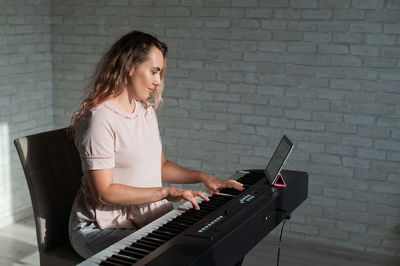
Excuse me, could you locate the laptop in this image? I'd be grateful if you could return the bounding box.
[264,135,294,187]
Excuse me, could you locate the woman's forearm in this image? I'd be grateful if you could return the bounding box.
[94,183,168,206]
[161,160,205,184]
[86,167,205,207]
[86,169,170,206]
[94,181,208,210]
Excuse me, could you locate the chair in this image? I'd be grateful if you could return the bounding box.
[14,127,84,265]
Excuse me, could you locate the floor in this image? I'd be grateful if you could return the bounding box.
[0,215,398,266]
[0,215,39,265]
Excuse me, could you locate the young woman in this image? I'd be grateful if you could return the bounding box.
[68,31,243,259]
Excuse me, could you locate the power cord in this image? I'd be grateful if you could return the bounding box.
[277,218,286,266]
[277,213,290,266]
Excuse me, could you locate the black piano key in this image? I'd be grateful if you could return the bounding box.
[200,201,221,207]
[130,242,157,252]
[190,207,211,214]
[179,213,200,221]
[197,201,214,208]
[199,201,220,208]
[196,204,214,212]
[154,227,178,236]
[103,257,132,266]
[150,231,174,241]
[213,197,229,203]
[210,197,229,203]
[183,210,206,217]
[159,224,183,234]
[155,230,176,239]
[174,216,196,225]
[159,227,182,235]
[219,187,242,194]
[218,188,242,195]
[186,215,205,222]
[99,260,122,266]
[144,234,168,244]
[199,200,217,206]
[174,214,194,221]
[180,212,204,221]
[141,236,165,246]
[172,219,195,228]
[162,221,187,231]
[111,254,138,264]
[119,248,146,259]
[147,232,171,242]
[210,194,233,201]
[206,199,226,205]
[137,239,160,248]
[186,209,209,217]
[167,220,192,228]
[126,245,149,255]
[196,207,216,213]
[208,198,229,206]
[120,247,147,258]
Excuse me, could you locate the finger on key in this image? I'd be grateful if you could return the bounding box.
[196,191,209,201]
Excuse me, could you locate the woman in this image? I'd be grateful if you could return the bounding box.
[68,30,243,259]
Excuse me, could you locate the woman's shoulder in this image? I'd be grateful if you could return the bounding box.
[78,103,116,131]
[74,104,116,144]
[82,100,157,124]
[86,103,115,121]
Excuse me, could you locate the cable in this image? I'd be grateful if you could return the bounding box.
[277,218,287,266]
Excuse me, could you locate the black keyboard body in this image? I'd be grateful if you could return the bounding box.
[99,169,308,266]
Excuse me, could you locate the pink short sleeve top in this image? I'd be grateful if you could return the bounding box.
[71,99,173,230]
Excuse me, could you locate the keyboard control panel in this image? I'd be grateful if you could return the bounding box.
[197,215,224,233]
[239,194,255,204]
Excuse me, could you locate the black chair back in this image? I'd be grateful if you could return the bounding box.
[14,127,83,264]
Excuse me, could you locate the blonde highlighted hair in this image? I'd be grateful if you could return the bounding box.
[71,30,167,129]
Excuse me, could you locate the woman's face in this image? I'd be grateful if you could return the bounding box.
[128,46,164,101]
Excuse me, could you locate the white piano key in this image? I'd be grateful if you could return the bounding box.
[78,209,184,266]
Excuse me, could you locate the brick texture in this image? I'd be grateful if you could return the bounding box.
[0,0,53,227]
[3,0,400,258]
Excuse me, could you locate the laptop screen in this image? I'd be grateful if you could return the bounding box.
[264,135,293,186]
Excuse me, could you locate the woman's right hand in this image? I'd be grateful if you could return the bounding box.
[164,187,209,210]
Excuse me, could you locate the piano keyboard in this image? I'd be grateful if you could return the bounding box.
[80,210,183,265]
[79,171,254,266]
[78,169,308,266]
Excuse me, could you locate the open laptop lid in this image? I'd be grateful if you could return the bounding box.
[264,135,294,186]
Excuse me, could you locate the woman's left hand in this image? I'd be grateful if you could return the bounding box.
[201,173,244,194]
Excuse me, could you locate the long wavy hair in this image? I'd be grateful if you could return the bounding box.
[71,30,168,130]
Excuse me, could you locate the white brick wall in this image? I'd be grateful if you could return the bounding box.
[2,0,400,258]
[0,0,54,227]
[49,0,400,257]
